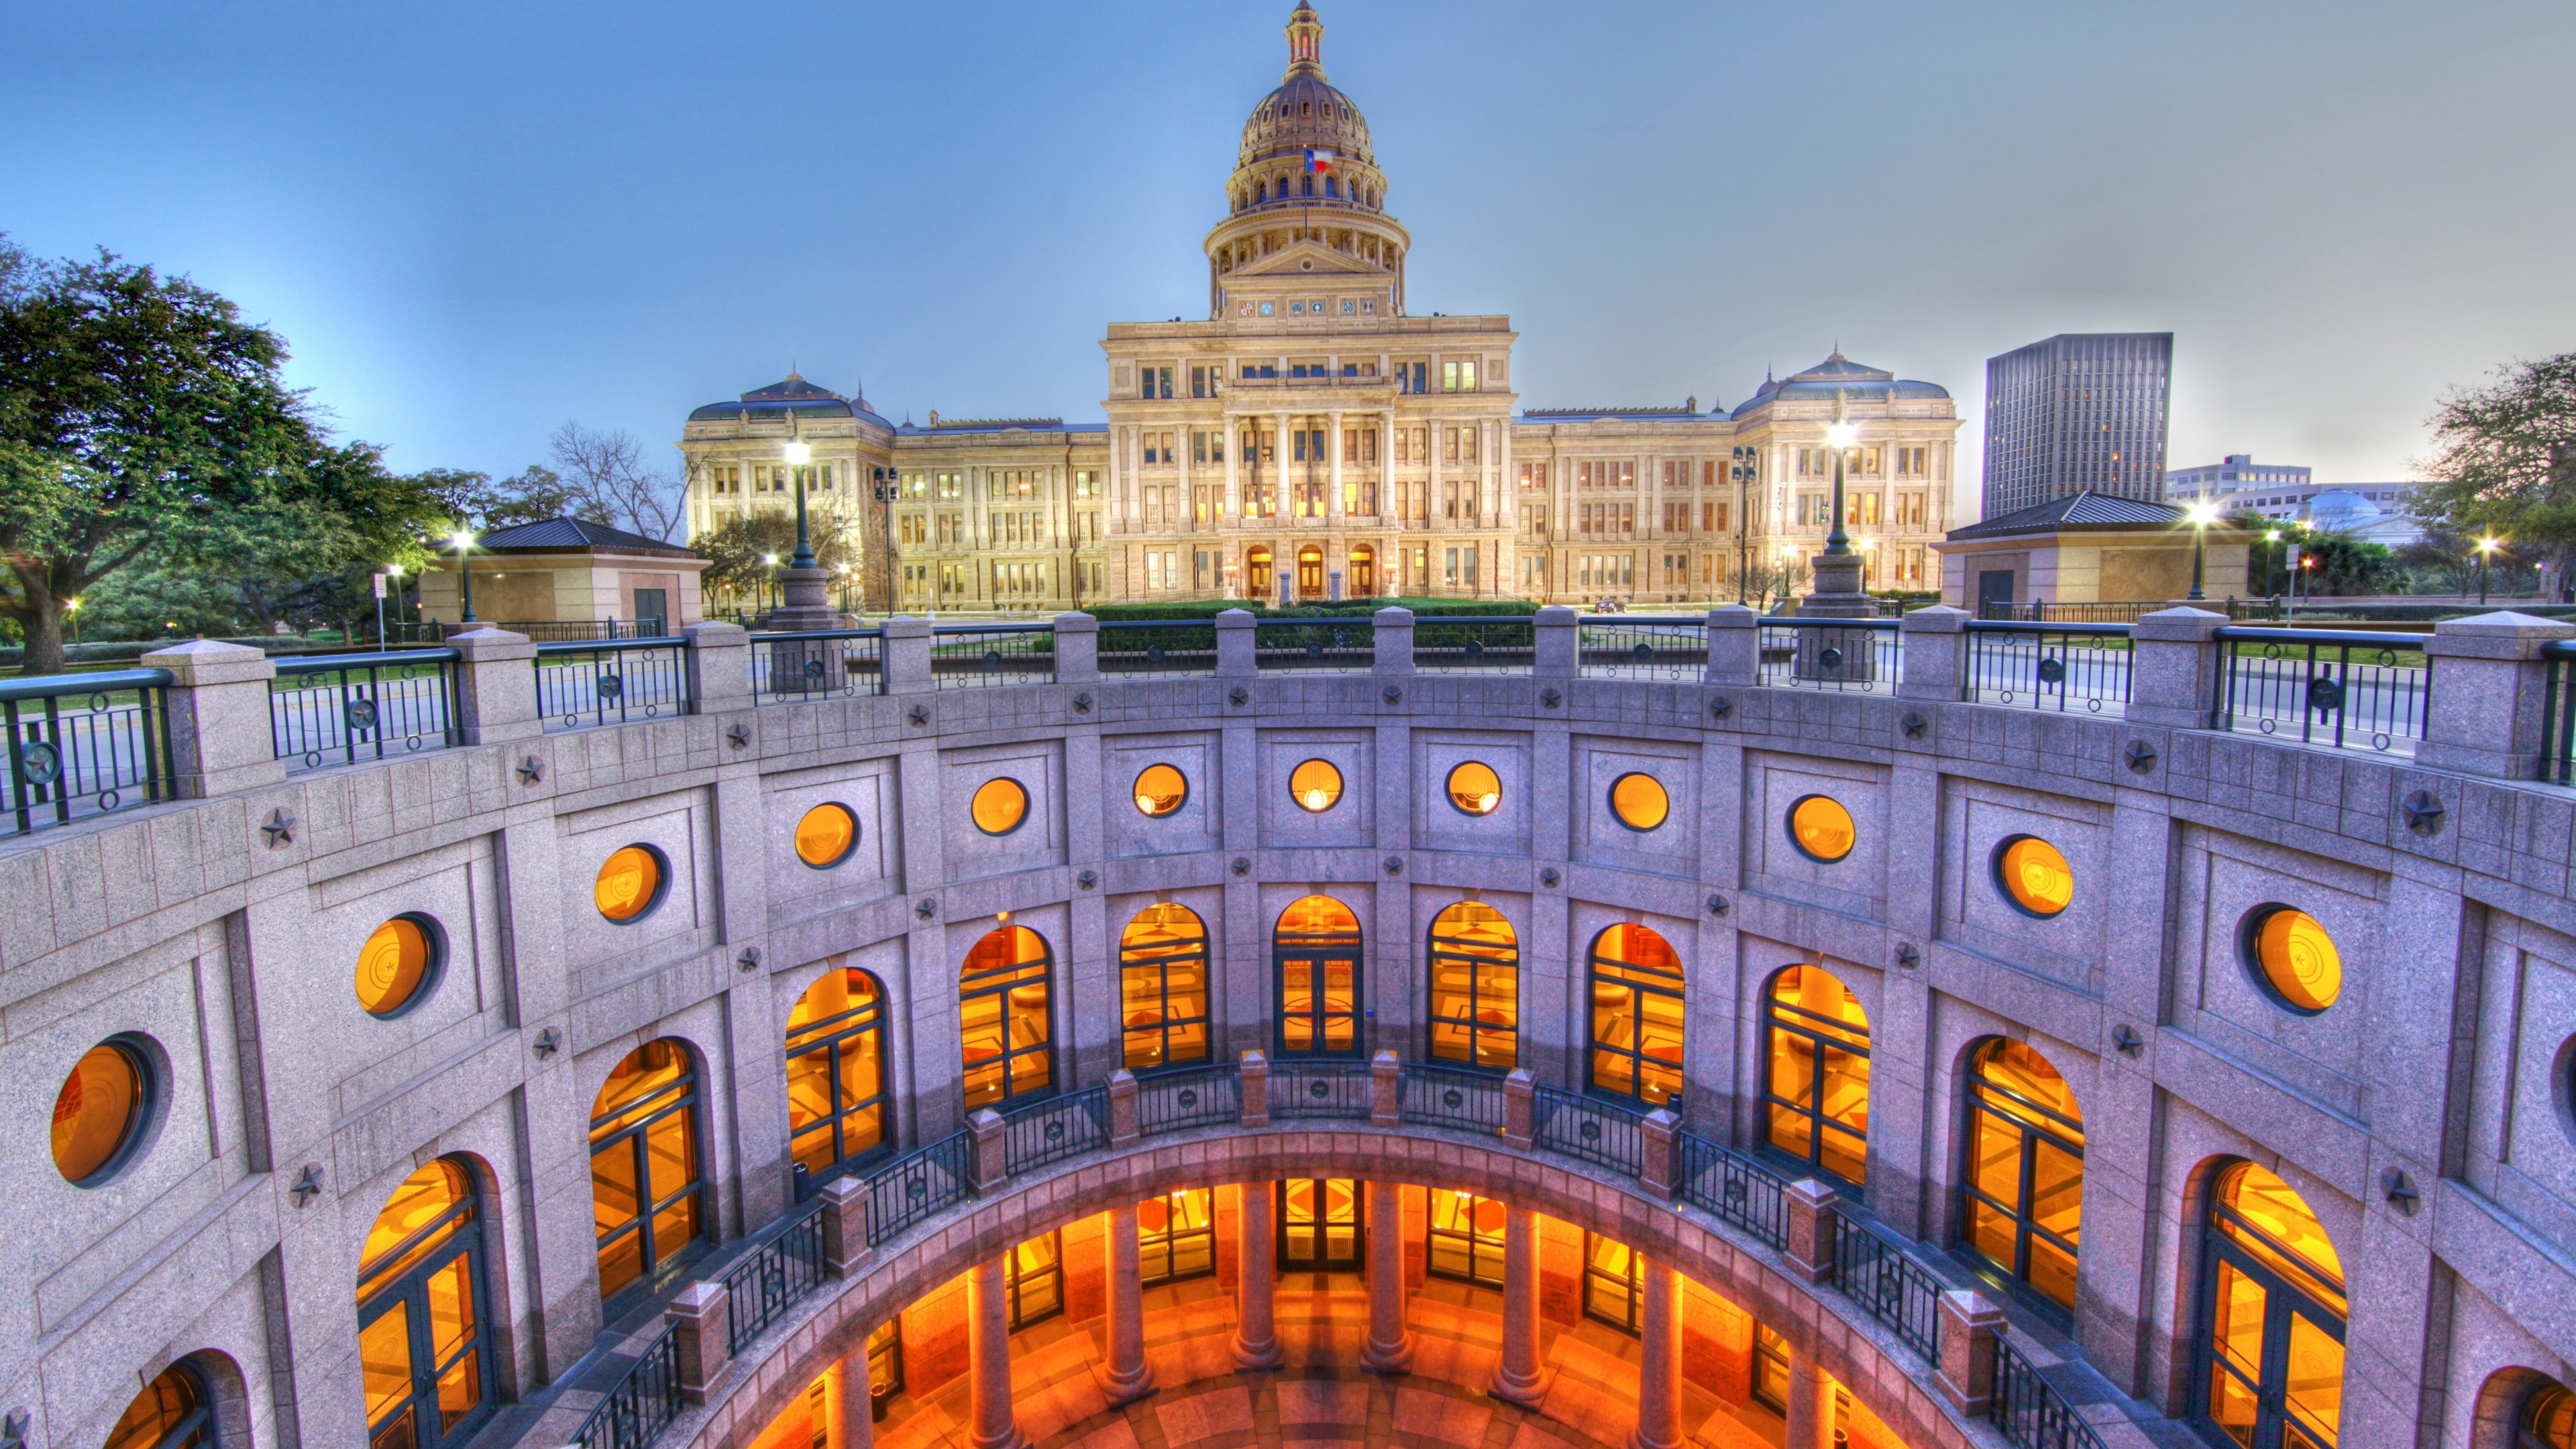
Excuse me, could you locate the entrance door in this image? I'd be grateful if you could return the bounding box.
[1298,546,1326,598]
[1246,547,1274,597]
[1977,570,2016,619]
[633,588,668,635]
[1279,1178,1364,1271]
[1350,545,1375,596]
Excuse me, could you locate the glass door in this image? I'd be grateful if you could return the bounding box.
[1278,1178,1364,1271]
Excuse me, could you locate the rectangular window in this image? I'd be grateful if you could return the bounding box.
[1426,1191,1505,1287]
[1004,1232,1064,1329]
[1139,1191,1216,1286]
[1190,366,1211,399]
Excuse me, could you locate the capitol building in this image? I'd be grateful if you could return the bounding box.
[678,5,1960,610]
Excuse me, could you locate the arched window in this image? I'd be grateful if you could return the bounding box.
[1297,545,1325,596]
[590,1040,705,1300]
[1763,966,1870,1184]
[1247,546,1275,596]
[1349,543,1375,595]
[787,969,891,1180]
[359,1159,496,1449]
[2195,1162,2346,1448]
[2525,1384,2576,1449]
[1275,896,1362,1057]
[961,925,1054,1110]
[1588,924,1683,1108]
[1120,904,1211,1071]
[1325,176,1338,197]
[104,1365,212,1449]
[1962,1040,2084,1309]
[1428,902,1517,1071]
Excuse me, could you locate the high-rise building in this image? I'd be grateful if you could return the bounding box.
[1980,332,2173,519]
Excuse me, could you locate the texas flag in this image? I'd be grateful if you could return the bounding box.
[1305,147,1335,174]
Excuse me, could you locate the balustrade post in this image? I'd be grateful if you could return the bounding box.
[1533,604,1579,678]
[881,616,934,695]
[1240,1049,1271,1127]
[2417,611,2576,778]
[1782,1179,1838,1285]
[681,621,751,713]
[819,1174,873,1278]
[968,1108,1007,1194]
[1935,1289,2005,1416]
[1051,612,1100,684]
[1640,1109,1679,1198]
[1216,608,1258,678]
[1372,606,1415,674]
[1895,604,1970,701]
[665,1280,732,1405]
[142,640,284,798]
[1705,604,1758,686]
[1370,1049,1401,1127]
[445,626,542,744]
[1501,1069,1534,1148]
[2127,606,2227,729]
[1106,1068,1140,1146]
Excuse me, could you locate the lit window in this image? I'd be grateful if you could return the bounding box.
[971,778,1030,836]
[1139,1190,1217,1285]
[1589,925,1683,1106]
[2243,907,2341,1014]
[1444,761,1502,815]
[1133,764,1188,818]
[1427,1190,1505,1287]
[594,845,668,922]
[356,915,442,1016]
[1428,902,1518,1071]
[794,802,861,869]
[2197,1163,2345,1448]
[1609,771,1668,831]
[1289,758,1344,812]
[786,969,890,1176]
[961,926,1055,1108]
[1992,835,2073,917]
[1962,1040,2084,1308]
[1004,1232,1065,1328]
[1582,1232,1644,1333]
[103,1366,211,1449]
[52,1038,149,1184]
[360,1158,494,1449]
[589,1040,704,1299]
[1787,795,1856,863]
[1764,965,1870,1183]
[1275,896,1362,1057]
[1120,905,1211,1071]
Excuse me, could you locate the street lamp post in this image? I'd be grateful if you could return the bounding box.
[65,598,80,647]
[1731,446,1755,604]
[451,531,478,623]
[2185,504,2218,602]
[762,553,780,615]
[1823,411,1856,561]
[2478,537,2499,605]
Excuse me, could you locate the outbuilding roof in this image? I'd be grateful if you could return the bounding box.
[476,517,700,557]
[1943,491,2190,542]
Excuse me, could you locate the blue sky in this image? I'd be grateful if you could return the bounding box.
[5,0,2571,515]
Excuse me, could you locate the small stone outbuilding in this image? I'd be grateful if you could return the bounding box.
[1931,490,2253,614]
[415,517,708,633]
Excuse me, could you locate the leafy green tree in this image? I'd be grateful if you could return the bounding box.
[694,512,851,613]
[417,464,595,534]
[2410,353,2576,585]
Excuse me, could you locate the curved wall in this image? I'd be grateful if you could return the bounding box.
[8,665,2576,1449]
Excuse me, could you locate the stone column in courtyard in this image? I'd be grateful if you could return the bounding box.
[1784,1342,1834,1449]
[1629,1252,1681,1449]
[1099,1202,1158,1403]
[1361,1180,1414,1372]
[1489,1204,1548,1407]
[1232,1180,1284,1369]
[833,1338,875,1449]
[967,1253,1025,1449]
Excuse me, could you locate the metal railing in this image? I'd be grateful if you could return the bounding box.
[1990,1333,2106,1449]
[1964,623,2133,714]
[1253,618,1374,672]
[1096,621,1220,677]
[723,1199,827,1353]
[1399,1063,1507,1133]
[863,1130,973,1246]
[1269,1059,1373,1118]
[2540,640,2576,782]
[3,669,178,839]
[1978,600,2156,625]
[1001,1086,1109,1174]
[750,630,884,703]
[1136,1065,1241,1133]
[1412,616,1538,674]
[570,1324,682,1449]
[1578,618,1706,680]
[482,619,673,642]
[1756,618,1902,693]
[1830,1203,1943,1364]
[535,639,694,731]
[2213,627,2429,754]
[1674,1130,1789,1249]
[1533,1087,1646,1175]
[930,624,1055,688]
[271,650,462,772]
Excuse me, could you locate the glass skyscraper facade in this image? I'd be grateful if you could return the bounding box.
[1980,332,2173,519]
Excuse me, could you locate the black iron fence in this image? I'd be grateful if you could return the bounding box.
[1533,1087,1646,1175]
[1578,618,1706,681]
[535,639,694,731]
[1096,621,1220,677]
[570,1325,682,1449]
[3,669,178,839]
[722,1199,827,1353]
[863,1130,973,1246]
[1674,1130,1788,1250]
[1964,624,2133,714]
[751,630,884,703]
[1399,1063,1507,1133]
[2212,627,2429,754]
[271,650,462,772]
[1136,1065,1241,1133]
[1412,616,1538,674]
[1269,1060,1374,1119]
[1990,1333,2106,1449]
[1978,600,2156,625]
[1830,1203,1943,1364]
[1001,1086,1109,1174]
[1755,619,1901,693]
[930,625,1055,688]
[1253,618,1374,673]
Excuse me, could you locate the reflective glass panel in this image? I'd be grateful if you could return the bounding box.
[51,1040,143,1183]
[357,916,436,1014]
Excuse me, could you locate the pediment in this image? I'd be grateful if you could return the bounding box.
[1230,239,1380,278]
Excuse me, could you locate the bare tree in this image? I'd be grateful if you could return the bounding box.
[548,421,685,541]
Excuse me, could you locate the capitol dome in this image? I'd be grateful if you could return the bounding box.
[1237,6,1375,172]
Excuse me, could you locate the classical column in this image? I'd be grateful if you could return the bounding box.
[833,1338,876,1449]
[1784,1343,1834,1449]
[1489,1205,1547,1407]
[1232,1181,1284,1369]
[1100,1203,1158,1403]
[1428,415,1444,532]
[1629,1253,1681,1449]
[1382,409,1397,522]
[1328,409,1346,524]
[1274,411,1293,526]
[1177,425,1193,533]
[1361,1181,1413,1372]
[1224,413,1243,527]
[967,1254,1024,1449]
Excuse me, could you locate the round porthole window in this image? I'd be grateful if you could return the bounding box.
[1788,795,1856,863]
[1446,761,1502,816]
[356,914,443,1016]
[971,777,1030,835]
[52,1038,152,1185]
[1133,764,1188,818]
[794,803,861,868]
[1290,759,1344,812]
[1609,772,1668,831]
[2243,906,2342,1014]
[1992,836,2074,918]
[595,844,669,924]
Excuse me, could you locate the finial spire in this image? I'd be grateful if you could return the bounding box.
[1285,3,1325,78]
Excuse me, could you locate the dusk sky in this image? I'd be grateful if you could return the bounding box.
[5,0,2571,519]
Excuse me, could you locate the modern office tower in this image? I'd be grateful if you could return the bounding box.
[1980,332,2174,519]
